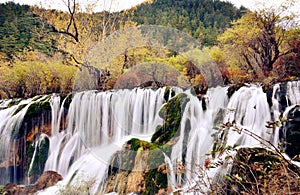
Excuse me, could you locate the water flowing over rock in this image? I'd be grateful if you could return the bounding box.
[0,95,53,185]
[0,80,299,194]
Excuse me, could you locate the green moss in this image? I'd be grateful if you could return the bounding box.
[163,87,176,102]
[145,147,168,195]
[26,103,42,118]
[151,93,189,145]
[0,185,6,194]
[62,93,73,109]
[26,137,49,177]
[127,138,159,151]
[7,98,22,108]
[31,95,43,101]
[11,101,52,139]
[163,86,171,102]
[40,101,51,110]
[25,101,51,118]
[12,97,51,116]
[12,104,27,116]
[143,93,191,194]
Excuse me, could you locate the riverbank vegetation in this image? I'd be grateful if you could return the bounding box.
[0,0,299,99]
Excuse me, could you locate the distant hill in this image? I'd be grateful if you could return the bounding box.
[0,0,246,60]
[132,0,247,46]
[0,2,56,60]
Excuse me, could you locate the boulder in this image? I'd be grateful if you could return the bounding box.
[105,139,169,195]
[4,171,62,195]
[151,93,189,145]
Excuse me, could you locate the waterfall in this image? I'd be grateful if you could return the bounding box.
[27,133,49,184]
[286,81,300,105]
[50,94,61,135]
[1,81,299,193]
[42,88,168,193]
[224,85,272,146]
[167,86,229,190]
[167,82,299,192]
[0,96,50,184]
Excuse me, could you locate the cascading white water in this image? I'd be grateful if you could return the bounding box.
[38,81,300,194]
[42,88,168,193]
[286,80,300,106]
[271,80,300,147]
[1,81,299,193]
[165,82,299,193]
[167,86,229,191]
[27,133,49,184]
[224,85,272,146]
[50,94,61,135]
[0,96,50,184]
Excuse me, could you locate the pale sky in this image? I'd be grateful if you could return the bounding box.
[0,0,299,14]
[0,0,147,12]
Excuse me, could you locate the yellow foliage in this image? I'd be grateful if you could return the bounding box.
[227,64,250,83]
[209,46,225,64]
[0,58,77,98]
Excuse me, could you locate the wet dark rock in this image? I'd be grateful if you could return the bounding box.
[163,86,176,102]
[2,95,68,185]
[105,91,191,194]
[26,137,50,183]
[105,138,168,195]
[103,92,192,194]
[151,93,189,145]
[227,83,243,99]
[281,105,300,159]
[4,171,62,195]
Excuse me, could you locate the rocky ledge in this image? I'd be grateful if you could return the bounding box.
[4,171,62,195]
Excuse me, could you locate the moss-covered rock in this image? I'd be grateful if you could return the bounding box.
[163,86,176,102]
[151,93,189,145]
[8,97,54,185]
[11,99,53,140]
[127,138,159,151]
[163,86,171,102]
[0,185,6,194]
[144,146,168,195]
[106,138,168,195]
[25,101,51,119]
[26,137,49,180]
[61,93,73,109]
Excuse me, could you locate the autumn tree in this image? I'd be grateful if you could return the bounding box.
[0,51,76,98]
[217,0,300,79]
[32,0,136,66]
